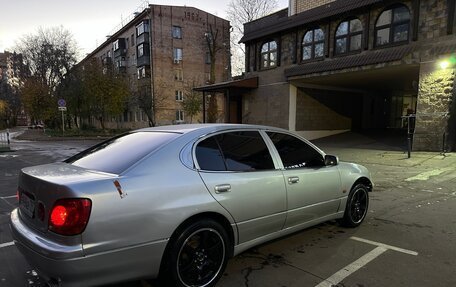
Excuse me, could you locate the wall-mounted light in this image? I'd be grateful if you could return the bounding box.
[439,60,450,69]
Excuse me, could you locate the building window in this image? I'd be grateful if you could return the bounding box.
[174,69,183,81]
[260,40,278,69]
[131,34,135,46]
[136,20,149,36]
[173,26,182,39]
[375,5,411,47]
[205,52,211,64]
[335,18,363,55]
[113,40,120,51]
[302,28,325,61]
[175,90,183,101]
[176,110,184,122]
[107,50,112,58]
[173,48,183,62]
[137,44,146,57]
[116,57,126,69]
[137,67,146,79]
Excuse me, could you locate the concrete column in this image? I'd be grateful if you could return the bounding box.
[289,84,297,131]
[413,61,455,151]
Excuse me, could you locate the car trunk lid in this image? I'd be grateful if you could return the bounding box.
[18,162,117,234]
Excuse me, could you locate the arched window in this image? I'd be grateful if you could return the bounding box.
[335,18,363,55]
[261,41,278,69]
[375,5,411,47]
[302,28,325,61]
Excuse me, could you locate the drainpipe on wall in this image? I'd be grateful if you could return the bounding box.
[448,80,456,152]
[148,6,155,126]
[288,0,296,16]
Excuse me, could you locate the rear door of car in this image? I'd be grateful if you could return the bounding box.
[265,132,343,229]
[196,130,287,244]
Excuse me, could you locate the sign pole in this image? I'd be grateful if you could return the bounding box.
[62,110,65,135]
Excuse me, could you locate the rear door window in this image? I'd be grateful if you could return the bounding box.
[195,136,226,171]
[196,131,275,172]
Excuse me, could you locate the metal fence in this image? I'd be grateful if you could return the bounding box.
[0,130,10,151]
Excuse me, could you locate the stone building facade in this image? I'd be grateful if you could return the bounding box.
[234,0,456,151]
[79,5,230,129]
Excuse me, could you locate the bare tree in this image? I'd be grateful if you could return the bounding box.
[15,26,78,127]
[182,80,202,123]
[204,24,227,123]
[133,78,167,127]
[16,26,78,92]
[227,0,278,75]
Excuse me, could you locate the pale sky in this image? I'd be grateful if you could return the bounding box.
[1,0,289,60]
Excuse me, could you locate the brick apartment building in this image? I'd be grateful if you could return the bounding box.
[79,4,230,128]
[198,0,456,151]
[0,51,28,127]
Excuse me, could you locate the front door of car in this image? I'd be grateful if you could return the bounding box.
[266,132,342,228]
[196,131,287,244]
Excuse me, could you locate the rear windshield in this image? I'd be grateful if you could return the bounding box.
[65,131,180,174]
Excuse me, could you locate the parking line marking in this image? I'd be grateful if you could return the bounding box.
[351,236,418,256]
[0,197,16,209]
[315,246,387,287]
[0,195,17,199]
[0,241,14,249]
[315,237,418,287]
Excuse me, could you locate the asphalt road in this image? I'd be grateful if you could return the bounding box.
[1,134,455,287]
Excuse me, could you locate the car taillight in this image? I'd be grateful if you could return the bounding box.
[48,198,92,236]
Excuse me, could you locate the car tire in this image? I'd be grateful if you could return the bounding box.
[160,219,230,287]
[339,183,369,228]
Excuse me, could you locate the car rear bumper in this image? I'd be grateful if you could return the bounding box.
[10,208,168,286]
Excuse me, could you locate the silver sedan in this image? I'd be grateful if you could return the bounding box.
[10,124,372,287]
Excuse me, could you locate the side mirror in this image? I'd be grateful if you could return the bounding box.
[324,155,339,166]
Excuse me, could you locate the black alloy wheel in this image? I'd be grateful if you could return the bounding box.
[177,228,225,286]
[161,219,230,287]
[340,183,369,227]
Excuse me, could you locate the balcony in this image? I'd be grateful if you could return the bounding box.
[136,33,150,45]
[114,48,127,58]
[113,38,127,58]
[137,55,150,67]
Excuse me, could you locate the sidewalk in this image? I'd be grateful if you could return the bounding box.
[313,131,455,168]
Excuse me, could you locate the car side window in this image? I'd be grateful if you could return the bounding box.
[195,136,226,171]
[195,131,275,172]
[267,132,324,169]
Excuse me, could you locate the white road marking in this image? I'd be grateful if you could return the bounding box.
[351,236,418,256]
[315,237,418,287]
[405,167,453,181]
[0,195,17,200]
[0,241,14,249]
[315,246,387,287]
[0,154,19,158]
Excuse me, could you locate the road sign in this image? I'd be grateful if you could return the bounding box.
[58,99,66,107]
[58,106,67,111]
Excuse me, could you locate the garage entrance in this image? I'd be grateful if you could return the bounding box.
[289,64,420,133]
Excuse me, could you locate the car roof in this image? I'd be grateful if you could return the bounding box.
[136,123,289,135]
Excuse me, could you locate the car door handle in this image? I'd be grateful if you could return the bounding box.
[214,184,231,193]
[288,177,299,184]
